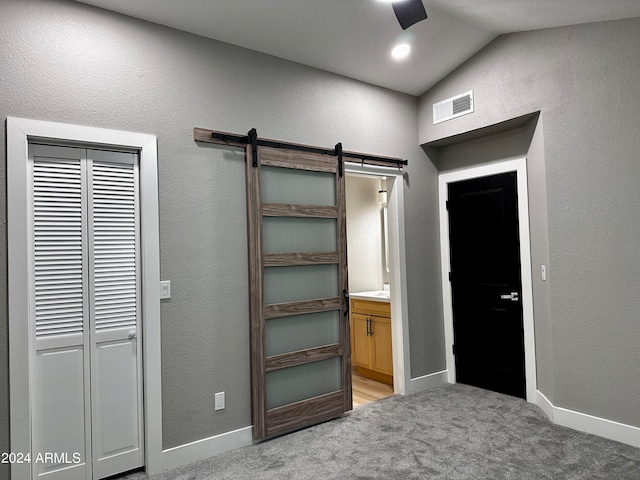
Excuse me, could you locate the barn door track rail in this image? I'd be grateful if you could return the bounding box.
[193,127,408,174]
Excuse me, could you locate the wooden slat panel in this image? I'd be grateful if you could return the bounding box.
[266,391,345,438]
[262,203,338,218]
[246,144,267,440]
[260,146,337,173]
[263,252,338,267]
[193,127,246,147]
[264,297,341,320]
[265,344,342,372]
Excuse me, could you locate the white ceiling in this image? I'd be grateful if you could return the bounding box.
[74,0,640,96]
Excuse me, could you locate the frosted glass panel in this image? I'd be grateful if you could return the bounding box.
[264,265,338,305]
[266,357,342,409]
[265,311,340,357]
[263,217,337,253]
[261,166,335,206]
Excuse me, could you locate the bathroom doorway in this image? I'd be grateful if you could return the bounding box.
[345,171,398,407]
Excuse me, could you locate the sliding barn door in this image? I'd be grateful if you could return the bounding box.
[247,145,351,440]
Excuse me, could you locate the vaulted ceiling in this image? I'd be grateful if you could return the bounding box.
[74,0,640,96]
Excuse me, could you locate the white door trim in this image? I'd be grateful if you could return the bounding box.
[438,158,537,402]
[7,117,162,479]
[345,163,410,395]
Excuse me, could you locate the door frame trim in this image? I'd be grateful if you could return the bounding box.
[438,158,537,402]
[7,117,161,479]
[345,163,410,396]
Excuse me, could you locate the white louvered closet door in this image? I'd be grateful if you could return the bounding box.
[31,144,91,480]
[88,149,143,479]
[30,144,143,480]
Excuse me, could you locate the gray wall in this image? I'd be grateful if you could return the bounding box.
[0,0,443,471]
[404,152,444,378]
[419,18,640,426]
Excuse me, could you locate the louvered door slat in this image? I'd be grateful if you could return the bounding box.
[33,159,84,339]
[35,275,83,284]
[35,294,83,304]
[95,258,136,265]
[92,160,138,333]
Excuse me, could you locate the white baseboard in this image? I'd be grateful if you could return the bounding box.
[535,390,640,449]
[535,390,554,422]
[554,406,640,449]
[151,426,253,475]
[408,370,448,394]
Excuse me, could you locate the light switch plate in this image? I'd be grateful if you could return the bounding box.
[215,392,225,411]
[160,280,171,299]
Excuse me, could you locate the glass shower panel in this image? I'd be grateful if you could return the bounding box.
[263,217,337,253]
[265,310,340,357]
[266,357,342,409]
[261,166,335,206]
[263,264,338,305]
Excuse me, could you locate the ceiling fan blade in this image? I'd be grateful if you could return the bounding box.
[392,0,428,30]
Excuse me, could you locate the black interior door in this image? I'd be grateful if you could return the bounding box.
[448,172,525,399]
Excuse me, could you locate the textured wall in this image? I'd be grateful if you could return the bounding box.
[419,18,640,426]
[0,0,442,467]
[346,175,386,293]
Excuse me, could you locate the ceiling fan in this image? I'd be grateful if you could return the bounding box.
[390,0,428,30]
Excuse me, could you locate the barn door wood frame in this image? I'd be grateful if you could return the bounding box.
[194,127,406,440]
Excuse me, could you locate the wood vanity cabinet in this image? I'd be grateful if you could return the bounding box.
[350,298,393,385]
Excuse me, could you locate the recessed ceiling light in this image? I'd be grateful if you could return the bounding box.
[391,43,411,60]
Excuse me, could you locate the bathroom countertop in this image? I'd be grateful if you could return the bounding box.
[349,290,390,303]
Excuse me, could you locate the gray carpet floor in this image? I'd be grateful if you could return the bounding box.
[121,384,640,479]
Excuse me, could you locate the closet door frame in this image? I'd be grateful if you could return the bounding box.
[7,117,160,480]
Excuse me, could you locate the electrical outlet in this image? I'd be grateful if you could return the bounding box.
[215,392,225,411]
[541,265,546,281]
